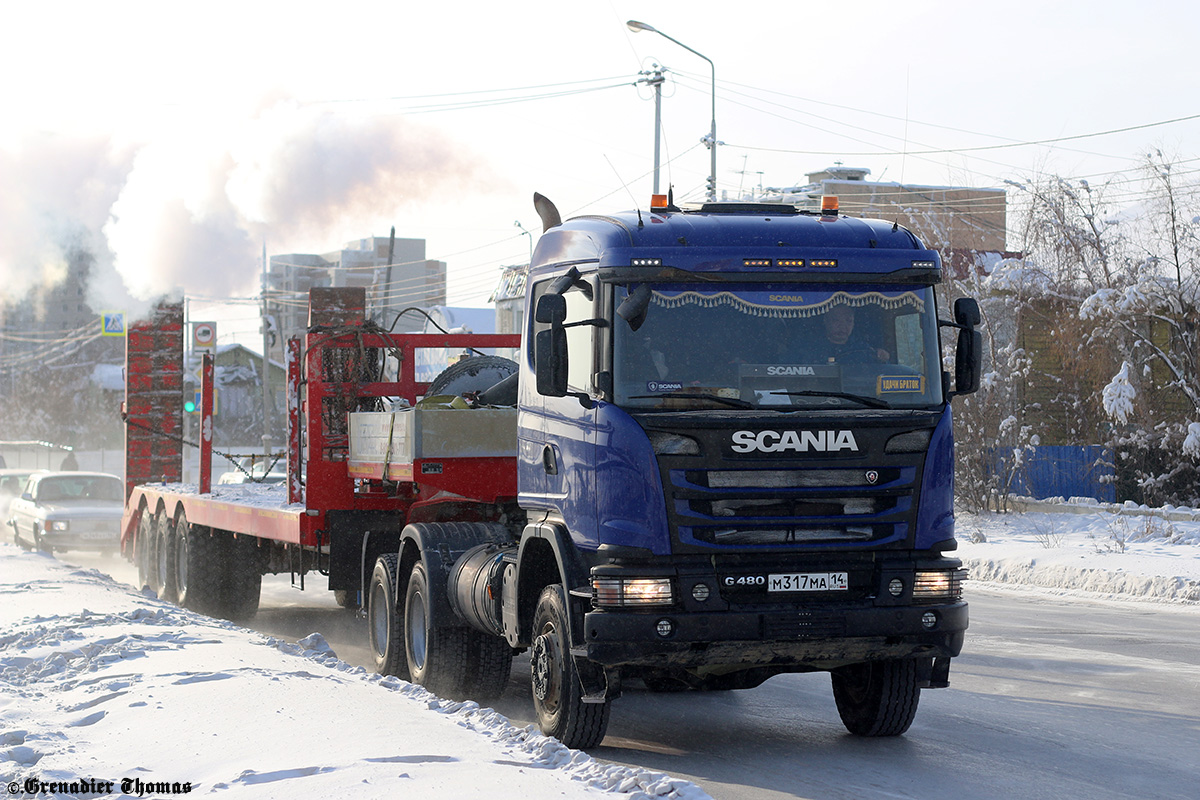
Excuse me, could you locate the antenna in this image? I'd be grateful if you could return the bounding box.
[604,155,644,228]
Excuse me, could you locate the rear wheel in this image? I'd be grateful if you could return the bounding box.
[368,554,410,680]
[530,584,610,748]
[177,521,222,615]
[218,533,262,621]
[152,511,177,603]
[462,630,513,701]
[831,659,921,737]
[135,508,157,590]
[404,562,470,698]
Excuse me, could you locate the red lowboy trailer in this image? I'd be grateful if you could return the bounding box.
[119,287,521,620]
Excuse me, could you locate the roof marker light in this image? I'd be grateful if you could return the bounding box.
[809,259,838,268]
[650,194,668,209]
[631,258,662,267]
[777,258,805,267]
[821,195,839,215]
[743,258,772,267]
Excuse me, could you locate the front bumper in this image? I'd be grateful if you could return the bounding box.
[583,600,967,669]
[39,529,121,552]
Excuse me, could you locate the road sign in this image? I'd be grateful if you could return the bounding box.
[193,321,217,350]
[101,312,126,336]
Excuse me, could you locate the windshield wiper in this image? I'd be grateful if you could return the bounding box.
[628,393,755,409]
[772,390,891,409]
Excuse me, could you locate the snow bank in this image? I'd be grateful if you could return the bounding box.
[957,505,1200,604]
[0,545,709,800]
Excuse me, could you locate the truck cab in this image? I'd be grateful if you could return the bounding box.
[511,197,979,743]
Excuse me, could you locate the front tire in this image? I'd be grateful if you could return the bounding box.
[831,659,921,736]
[368,554,410,680]
[530,584,610,748]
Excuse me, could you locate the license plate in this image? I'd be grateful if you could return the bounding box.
[769,572,848,592]
[80,531,114,540]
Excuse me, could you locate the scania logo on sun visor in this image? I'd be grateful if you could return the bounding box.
[730,429,860,454]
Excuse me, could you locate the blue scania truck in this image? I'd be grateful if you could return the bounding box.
[362,193,981,749]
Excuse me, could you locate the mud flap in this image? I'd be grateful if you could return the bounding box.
[571,647,620,703]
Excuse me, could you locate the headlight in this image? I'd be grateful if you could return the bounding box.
[912,568,967,600]
[885,429,933,453]
[46,520,70,531]
[646,431,700,456]
[592,577,674,607]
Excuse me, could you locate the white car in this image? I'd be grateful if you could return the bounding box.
[7,471,124,554]
[0,468,48,520]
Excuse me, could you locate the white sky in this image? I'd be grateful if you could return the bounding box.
[2,0,1198,347]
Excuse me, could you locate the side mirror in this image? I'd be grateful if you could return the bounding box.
[616,284,652,331]
[21,492,32,502]
[954,297,981,327]
[955,328,982,395]
[535,327,568,397]
[535,294,566,325]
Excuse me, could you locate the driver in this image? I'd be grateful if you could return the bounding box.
[810,305,889,364]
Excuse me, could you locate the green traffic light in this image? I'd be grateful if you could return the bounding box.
[184,400,197,413]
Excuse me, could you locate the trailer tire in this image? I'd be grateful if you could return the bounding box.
[530,584,610,749]
[368,554,410,680]
[178,522,224,618]
[218,534,262,621]
[136,508,157,592]
[404,562,471,698]
[425,355,517,399]
[152,511,177,603]
[831,659,921,737]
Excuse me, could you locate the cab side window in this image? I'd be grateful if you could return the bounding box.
[530,276,598,394]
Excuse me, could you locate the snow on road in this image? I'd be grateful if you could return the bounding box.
[0,545,707,800]
[2,499,1197,799]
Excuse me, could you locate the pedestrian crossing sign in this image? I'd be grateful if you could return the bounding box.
[101,312,126,336]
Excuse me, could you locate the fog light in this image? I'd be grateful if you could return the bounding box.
[921,611,938,629]
[655,619,674,638]
[888,578,905,597]
[691,582,710,602]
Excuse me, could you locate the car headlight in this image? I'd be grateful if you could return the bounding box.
[46,520,70,531]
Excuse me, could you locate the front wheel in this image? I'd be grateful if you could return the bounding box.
[530,584,610,749]
[831,659,921,736]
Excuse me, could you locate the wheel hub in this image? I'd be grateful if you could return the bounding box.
[530,632,558,702]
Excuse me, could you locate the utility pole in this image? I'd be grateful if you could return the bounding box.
[636,64,666,195]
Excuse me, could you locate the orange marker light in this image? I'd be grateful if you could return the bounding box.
[821,195,839,214]
[650,194,668,209]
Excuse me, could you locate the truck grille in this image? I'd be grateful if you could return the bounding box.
[669,466,917,548]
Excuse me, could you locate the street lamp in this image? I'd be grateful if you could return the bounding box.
[627,19,718,202]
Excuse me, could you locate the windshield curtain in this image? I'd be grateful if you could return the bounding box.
[612,283,944,410]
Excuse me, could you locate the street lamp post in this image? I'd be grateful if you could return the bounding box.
[627,20,717,202]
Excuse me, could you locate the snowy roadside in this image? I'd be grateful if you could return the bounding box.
[0,544,709,800]
[957,501,1200,605]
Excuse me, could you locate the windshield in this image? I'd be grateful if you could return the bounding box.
[613,283,944,411]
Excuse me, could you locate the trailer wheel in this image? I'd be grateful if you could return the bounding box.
[831,659,921,737]
[152,511,177,604]
[530,584,610,748]
[425,355,517,399]
[219,534,262,621]
[136,508,157,591]
[404,562,470,697]
[368,554,410,680]
[177,521,222,616]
